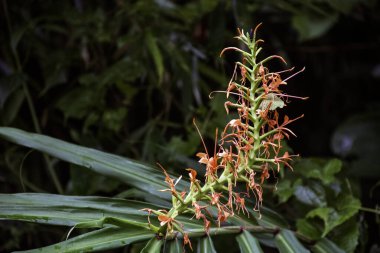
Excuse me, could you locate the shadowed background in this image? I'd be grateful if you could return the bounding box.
[1,0,379,252]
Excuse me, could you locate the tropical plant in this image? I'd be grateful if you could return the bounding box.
[0,25,363,253]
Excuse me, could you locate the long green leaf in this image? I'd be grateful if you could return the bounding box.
[0,193,203,230]
[275,229,310,253]
[0,127,293,231]
[236,230,264,253]
[0,127,189,199]
[140,237,163,253]
[146,31,164,84]
[15,227,154,253]
[197,236,216,253]
[230,205,288,248]
[168,239,182,253]
[254,207,289,228]
[0,193,153,227]
[311,238,345,253]
[0,127,314,252]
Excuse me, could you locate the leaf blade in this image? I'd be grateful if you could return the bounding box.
[0,127,189,199]
[168,239,182,253]
[197,236,216,253]
[140,237,163,253]
[0,193,203,231]
[236,230,264,253]
[275,229,310,253]
[311,238,345,253]
[15,227,154,253]
[0,193,154,227]
[146,31,164,84]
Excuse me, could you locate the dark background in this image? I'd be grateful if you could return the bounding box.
[1,0,379,251]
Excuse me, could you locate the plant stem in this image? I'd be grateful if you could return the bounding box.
[359,206,380,215]
[164,225,277,240]
[154,26,302,244]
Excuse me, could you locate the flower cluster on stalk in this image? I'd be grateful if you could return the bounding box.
[143,24,305,249]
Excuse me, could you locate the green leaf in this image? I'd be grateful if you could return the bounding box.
[56,87,100,121]
[197,236,216,253]
[0,127,189,200]
[275,179,302,203]
[292,12,338,41]
[321,159,342,184]
[69,164,121,195]
[15,227,154,253]
[0,88,25,125]
[228,198,288,229]
[327,0,361,14]
[40,64,67,96]
[0,193,203,231]
[331,112,380,177]
[146,31,164,84]
[0,193,155,227]
[294,183,326,207]
[297,192,360,241]
[330,217,359,253]
[115,188,171,207]
[260,93,285,111]
[198,62,227,85]
[174,0,219,24]
[168,239,182,253]
[296,218,323,240]
[294,158,342,185]
[101,108,127,132]
[10,21,38,52]
[305,207,336,237]
[236,230,264,253]
[311,238,345,253]
[275,229,310,253]
[140,237,163,253]
[251,206,289,229]
[305,194,360,237]
[0,73,26,108]
[275,180,293,203]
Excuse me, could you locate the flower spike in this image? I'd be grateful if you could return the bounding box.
[145,24,304,249]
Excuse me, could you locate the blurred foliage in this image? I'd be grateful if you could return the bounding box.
[332,111,380,178]
[274,158,361,252]
[1,0,380,252]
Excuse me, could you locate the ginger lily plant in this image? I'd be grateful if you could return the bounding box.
[144,24,306,248]
[0,25,358,253]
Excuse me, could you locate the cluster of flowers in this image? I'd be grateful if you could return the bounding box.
[143,24,305,250]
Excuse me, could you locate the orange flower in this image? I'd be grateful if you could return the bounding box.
[260,164,270,184]
[187,168,197,182]
[157,215,174,232]
[183,233,193,251]
[210,192,222,205]
[192,201,207,220]
[235,193,249,215]
[217,206,232,227]
[157,163,177,193]
[274,151,298,171]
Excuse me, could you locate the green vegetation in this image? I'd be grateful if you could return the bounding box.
[1,1,379,252]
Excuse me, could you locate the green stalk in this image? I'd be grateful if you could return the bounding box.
[164,225,278,240]
[165,31,265,221]
[154,26,299,241]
